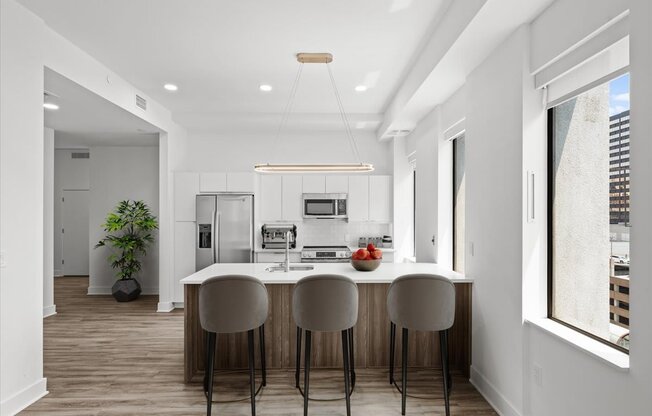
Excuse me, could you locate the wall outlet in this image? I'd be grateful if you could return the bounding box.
[533,364,543,387]
[0,250,6,268]
[469,242,474,257]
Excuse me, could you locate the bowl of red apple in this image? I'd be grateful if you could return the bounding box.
[350,244,382,271]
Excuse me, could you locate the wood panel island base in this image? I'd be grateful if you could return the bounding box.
[182,263,473,384]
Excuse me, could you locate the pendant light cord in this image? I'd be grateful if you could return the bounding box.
[272,63,304,163]
[327,63,363,165]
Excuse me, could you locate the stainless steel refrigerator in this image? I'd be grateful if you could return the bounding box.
[196,194,254,270]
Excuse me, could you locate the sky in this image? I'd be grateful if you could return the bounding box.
[609,73,630,116]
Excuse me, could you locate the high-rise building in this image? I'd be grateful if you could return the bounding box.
[609,110,630,225]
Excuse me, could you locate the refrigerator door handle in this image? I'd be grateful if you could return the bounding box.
[211,208,217,264]
[215,210,220,263]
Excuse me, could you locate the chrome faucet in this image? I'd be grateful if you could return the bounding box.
[284,230,291,272]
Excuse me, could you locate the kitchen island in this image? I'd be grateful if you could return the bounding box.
[181,263,473,383]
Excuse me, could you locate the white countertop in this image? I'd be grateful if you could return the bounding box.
[254,246,396,253]
[181,262,471,285]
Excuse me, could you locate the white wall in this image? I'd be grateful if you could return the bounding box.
[170,131,392,174]
[43,129,55,318]
[392,137,414,262]
[89,146,159,295]
[412,108,440,262]
[0,1,47,413]
[1,0,185,411]
[53,148,90,276]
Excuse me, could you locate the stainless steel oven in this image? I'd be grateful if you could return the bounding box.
[301,246,352,263]
[302,193,348,219]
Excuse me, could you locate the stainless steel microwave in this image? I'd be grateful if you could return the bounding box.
[302,193,348,219]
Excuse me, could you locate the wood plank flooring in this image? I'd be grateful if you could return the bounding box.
[22,277,496,415]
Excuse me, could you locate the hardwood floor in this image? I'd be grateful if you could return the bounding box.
[22,277,496,415]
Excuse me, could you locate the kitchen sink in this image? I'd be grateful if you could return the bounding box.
[265,265,315,272]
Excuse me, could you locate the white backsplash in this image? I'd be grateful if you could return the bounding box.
[297,221,391,248]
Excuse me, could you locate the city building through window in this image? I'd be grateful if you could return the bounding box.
[548,73,630,351]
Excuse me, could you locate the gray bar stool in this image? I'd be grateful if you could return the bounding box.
[199,275,269,416]
[292,274,358,416]
[387,274,456,416]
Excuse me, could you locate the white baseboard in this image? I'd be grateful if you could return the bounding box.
[87,286,159,296]
[0,377,47,416]
[469,366,522,416]
[54,269,63,277]
[43,305,57,318]
[157,301,174,312]
[174,301,184,309]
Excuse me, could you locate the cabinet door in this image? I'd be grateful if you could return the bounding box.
[325,176,349,193]
[174,221,196,302]
[348,176,369,221]
[227,172,255,193]
[369,175,392,222]
[174,172,200,221]
[260,175,282,221]
[199,172,227,193]
[302,175,326,193]
[282,175,303,220]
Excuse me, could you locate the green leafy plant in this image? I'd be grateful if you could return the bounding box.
[95,200,158,280]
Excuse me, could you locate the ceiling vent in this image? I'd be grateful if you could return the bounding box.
[389,129,412,137]
[71,152,89,159]
[136,94,147,110]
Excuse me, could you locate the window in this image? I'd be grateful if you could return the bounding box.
[548,73,630,352]
[453,135,465,273]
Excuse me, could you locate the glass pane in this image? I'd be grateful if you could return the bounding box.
[551,73,630,350]
[454,135,466,273]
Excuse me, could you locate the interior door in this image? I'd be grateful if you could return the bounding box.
[217,195,253,263]
[62,190,89,276]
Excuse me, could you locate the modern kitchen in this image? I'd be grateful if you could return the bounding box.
[2,1,651,416]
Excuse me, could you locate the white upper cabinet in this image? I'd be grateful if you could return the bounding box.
[174,172,200,221]
[282,175,303,220]
[302,175,326,193]
[260,175,282,221]
[325,176,349,193]
[227,172,255,193]
[369,175,392,222]
[348,176,369,221]
[199,172,227,193]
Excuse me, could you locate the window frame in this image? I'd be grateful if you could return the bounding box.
[546,107,630,355]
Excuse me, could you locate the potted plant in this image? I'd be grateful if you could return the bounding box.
[95,200,158,302]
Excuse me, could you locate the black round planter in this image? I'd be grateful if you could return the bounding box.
[112,278,142,302]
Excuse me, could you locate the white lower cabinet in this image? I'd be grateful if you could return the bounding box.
[255,252,301,263]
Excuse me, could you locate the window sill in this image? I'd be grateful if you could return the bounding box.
[525,318,629,371]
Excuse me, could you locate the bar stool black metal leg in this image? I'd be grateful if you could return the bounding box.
[348,327,356,388]
[203,331,210,394]
[304,330,312,416]
[439,331,450,416]
[248,329,256,416]
[401,328,408,416]
[389,322,396,384]
[206,332,216,416]
[342,330,352,416]
[295,326,302,388]
[259,324,267,386]
[444,329,452,393]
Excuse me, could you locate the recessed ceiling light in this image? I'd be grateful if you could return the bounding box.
[164,83,178,91]
[43,102,59,110]
[259,84,273,92]
[355,85,368,92]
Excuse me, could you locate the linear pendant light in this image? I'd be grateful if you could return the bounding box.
[254,52,374,174]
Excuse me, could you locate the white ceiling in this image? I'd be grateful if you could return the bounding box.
[44,68,160,148]
[23,0,450,128]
